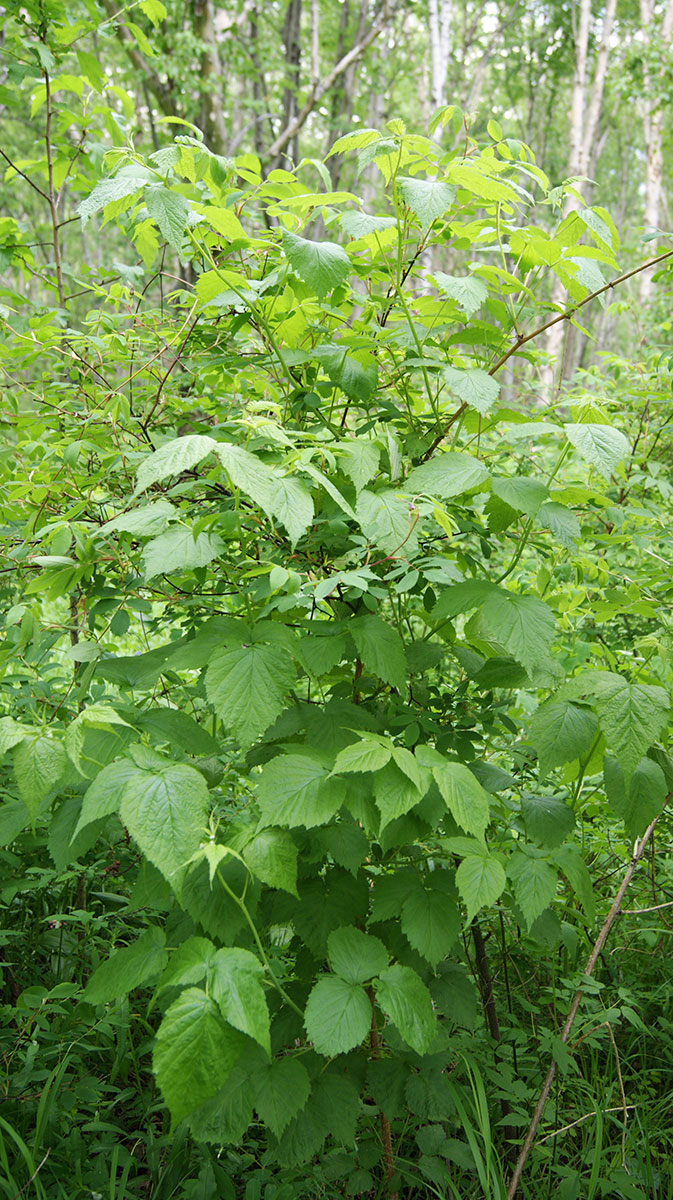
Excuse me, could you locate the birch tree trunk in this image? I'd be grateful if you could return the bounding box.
[281,0,303,166]
[428,0,452,110]
[639,0,673,302]
[544,0,617,390]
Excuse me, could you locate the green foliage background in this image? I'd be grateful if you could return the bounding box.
[2,3,673,1199]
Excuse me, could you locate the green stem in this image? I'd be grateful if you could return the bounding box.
[216,867,304,1018]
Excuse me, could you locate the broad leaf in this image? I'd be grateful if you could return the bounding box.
[374,965,436,1054]
[257,753,345,828]
[269,475,314,544]
[530,699,598,777]
[564,423,630,479]
[397,177,456,229]
[304,976,370,1055]
[443,365,500,416]
[83,927,167,1004]
[350,615,406,692]
[405,451,489,499]
[120,763,209,881]
[455,853,506,922]
[154,988,243,1128]
[14,735,67,823]
[432,761,490,840]
[356,488,418,556]
[243,827,298,895]
[208,948,270,1055]
[478,591,555,671]
[432,271,488,316]
[491,477,548,516]
[537,501,581,547]
[282,230,350,298]
[252,1057,311,1138]
[521,794,575,848]
[143,527,223,578]
[508,853,557,927]
[74,757,142,836]
[146,186,190,250]
[136,435,216,492]
[592,677,668,779]
[401,873,461,967]
[206,640,296,747]
[374,762,425,827]
[327,926,388,984]
[332,738,392,775]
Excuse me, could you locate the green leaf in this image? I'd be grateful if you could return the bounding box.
[282,230,350,299]
[332,738,392,775]
[339,440,380,491]
[312,344,377,403]
[374,762,425,827]
[243,827,298,895]
[592,678,668,780]
[206,641,296,747]
[350,615,406,692]
[120,763,209,881]
[83,927,167,1004]
[252,1057,311,1137]
[101,500,176,537]
[530,699,598,777]
[73,757,142,836]
[405,451,489,499]
[208,948,270,1055]
[78,170,148,224]
[132,709,220,757]
[304,976,371,1055]
[0,717,31,757]
[146,187,190,250]
[374,965,436,1054]
[157,936,218,992]
[397,177,456,229]
[604,755,667,837]
[340,210,396,239]
[136,435,216,492]
[508,853,557,927]
[154,988,243,1128]
[564,423,630,479]
[215,442,278,511]
[327,926,388,984]
[553,845,595,919]
[478,591,555,671]
[257,753,345,829]
[537,501,581,547]
[432,761,490,840]
[443,365,500,416]
[143,527,224,578]
[401,873,461,966]
[491,477,548,516]
[269,475,314,544]
[521,794,576,848]
[456,854,506,922]
[356,488,418,556]
[432,272,488,316]
[14,736,67,823]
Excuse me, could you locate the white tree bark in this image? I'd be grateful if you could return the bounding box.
[544,0,617,387]
[428,0,452,110]
[639,0,673,301]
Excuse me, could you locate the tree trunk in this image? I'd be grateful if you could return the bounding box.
[193,0,228,156]
[639,0,673,301]
[281,0,303,167]
[428,0,451,110]
[544,0,616,389]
